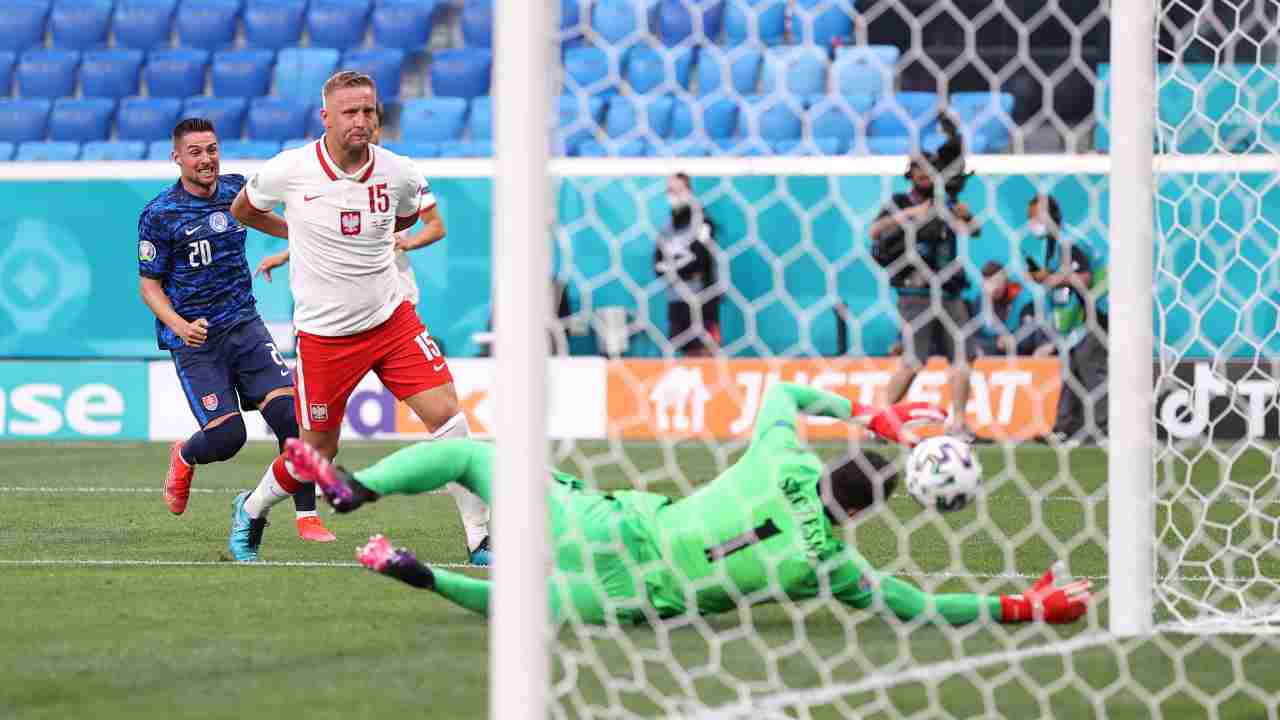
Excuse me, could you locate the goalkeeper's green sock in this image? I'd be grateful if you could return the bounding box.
[431,568,491,617]
[353,439,494,504]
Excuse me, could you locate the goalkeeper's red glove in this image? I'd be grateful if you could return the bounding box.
[999,564,1092,624]
[856,401,948,446]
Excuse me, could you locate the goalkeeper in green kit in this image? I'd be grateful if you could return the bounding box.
[285,383,1090,626]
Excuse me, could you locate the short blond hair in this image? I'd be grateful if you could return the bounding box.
[321,70,377,108]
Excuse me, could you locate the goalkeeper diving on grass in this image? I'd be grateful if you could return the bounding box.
[285,383,1090,626]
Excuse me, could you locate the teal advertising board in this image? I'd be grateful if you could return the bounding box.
[0,360,148,440]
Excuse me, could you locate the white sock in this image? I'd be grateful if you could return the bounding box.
[244,458,296,519]
[431,412,491,551]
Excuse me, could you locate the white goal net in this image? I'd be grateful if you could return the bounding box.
[491,1,1280,718]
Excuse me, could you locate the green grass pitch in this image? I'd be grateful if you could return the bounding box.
[2,441,1278,719]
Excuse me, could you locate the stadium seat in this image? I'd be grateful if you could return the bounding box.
[0,99,51,142]
[181,96,247,139]
[695,46,762,97]
[113,0,175,51]
[772,137,845,156]
[307,2,370,51]
[741,95,801,143]
[866,133,945,155]
[382,140,437,158]
[274,48,340,102]
[468,95,491,140]
[575,138,647,157]
[80,140,147,160]
[49,97,115,141]
[657,0,724,46]
[18,50,81,99]
[604,94,675,139]
[461,0,493,48]
[625,44,694,94]
[220,140,281,159]
[176,0,240,51]
[281,136,311,150]
[558,0,583,45]
[0,53,14,97]
[211,49,273,98]
[563,45,619,97]
[147,138,173,158]
[591,0,654,46]
[832,45,898,98]
[50,0,111,51]
[342,49,405,101]
[669,94,740,139]
[793,0,854,48]
[808,93,873,150]
[723,0,786,47]
[244,0,305,50]
[949,91,1016,151]
[400,97,468,142]
[868,91,940,138]
[3,1,50,54]
[429,48,492,99]
[712,136,769,156]
[647,138,711,156]
[144,48,209,98]
[307,107,324,137]
[435,140,492,157]
[17,140,80,161]
[555,93,606,154]
[761,46,828,97]
[371,0,435,52]
[117,96,182,141]
[81,49,144,99]
[0,141,13,160]
[246,98,309,141]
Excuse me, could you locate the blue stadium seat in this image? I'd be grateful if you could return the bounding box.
[761,46,828,96]
[382,140,438,158]
[723,0,786,47]
[50,0,111,51]
[117,96,182,141]
[274,48,340,102]
[808,93,873,150]
[2,1,50,54]
[742,94,800,142]
[176,0,240,51]
[461,0,493,48]
[625,44,694,94]
[17,140,80,160]
[17,50,80,99]
[657,0,724,46]
[832,45,898,98]
[0,99,51,142]
[400,97,468,142]
[670,94,740,139]
[281,136,311,150]
[793,0,854,48]
[949,91,1016,150]
[591,0,655,46]
[648,138,710,156]
[80,140,148,160]
[307,106,324,137]
[604,94,674,139]
[772,137,845,156]
[868,91,939,138]
[555,93,605,154]
[575,138,647,157]
[0,141,13,160]
[307,2,370,51]
[0,53,14,97]
[558,0,583,45]
[563,45,619,97]
[712,136,769,156]
[81,49,144,99]
[429,48,491,99]
[695,46,762,97]
[468,95,490,140]
[212,49,273,98]
[246,98,309,141]
[144,48,209,98]
[865,133,945,155]
[244,0,304,50]
[371,1,435,52]
[181,96,247,138]
[49,97,115,141]
[435,140,492,157]
[147,138,173,158]
[113,0,175,51]
[342,49,405,100]
[220,140,281,159]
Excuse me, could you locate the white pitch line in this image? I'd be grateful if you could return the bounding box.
[0,486,235,494]
[0,559,480,569]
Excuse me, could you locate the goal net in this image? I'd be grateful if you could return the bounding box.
[490,1,1280,717]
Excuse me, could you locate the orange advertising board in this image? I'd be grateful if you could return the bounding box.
[606,357,1064,441]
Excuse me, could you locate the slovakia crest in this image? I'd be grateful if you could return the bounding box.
[310,402,329,422]
[201,393,219,411]
[340,211,361,236]
[209,212,229,232]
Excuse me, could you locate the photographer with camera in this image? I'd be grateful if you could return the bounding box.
[869,115,982,441]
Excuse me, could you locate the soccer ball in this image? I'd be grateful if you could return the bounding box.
[905,435,982,513]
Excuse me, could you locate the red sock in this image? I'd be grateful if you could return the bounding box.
[273,454,301,494]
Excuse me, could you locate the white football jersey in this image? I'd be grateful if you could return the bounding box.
[245,139,428,336]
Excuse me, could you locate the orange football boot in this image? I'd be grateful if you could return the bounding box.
[164,440,195,515]
[296,515,336,542]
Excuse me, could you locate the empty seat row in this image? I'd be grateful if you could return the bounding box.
[580,0,856,50]
[0,138,293,161]
[3,0,436,53]
[0,47,403,101]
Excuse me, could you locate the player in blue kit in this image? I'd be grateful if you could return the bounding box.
[137,118,335,561]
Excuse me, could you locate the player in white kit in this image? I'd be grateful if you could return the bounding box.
[230,71,491,565]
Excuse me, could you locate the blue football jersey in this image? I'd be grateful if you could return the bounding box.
[138,174,259,350]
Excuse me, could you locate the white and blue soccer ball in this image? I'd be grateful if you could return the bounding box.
[905,435,982,513]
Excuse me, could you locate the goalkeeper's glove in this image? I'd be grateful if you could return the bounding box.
[853,401,948,446]
[999,563,1092,624]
